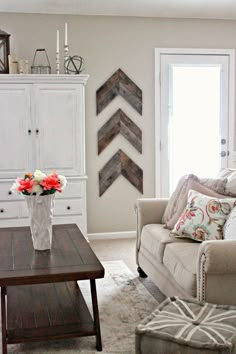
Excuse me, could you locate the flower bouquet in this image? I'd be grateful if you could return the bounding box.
[11,170,67,251]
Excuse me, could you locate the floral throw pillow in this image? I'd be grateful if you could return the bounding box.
[171,189,236,242]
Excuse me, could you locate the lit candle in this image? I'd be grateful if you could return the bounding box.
[56,30,59,53]
[65,23,68,46]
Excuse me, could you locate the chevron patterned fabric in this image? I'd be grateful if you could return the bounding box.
[136,297,236,351]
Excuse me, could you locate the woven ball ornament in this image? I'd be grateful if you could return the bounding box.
[64,55,85,74]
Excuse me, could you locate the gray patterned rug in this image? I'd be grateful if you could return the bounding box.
[6,260,159,353]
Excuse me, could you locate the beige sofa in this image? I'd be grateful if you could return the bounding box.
[135,198,236,305]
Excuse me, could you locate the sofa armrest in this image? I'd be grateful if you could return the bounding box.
[135,198,168,258]
[197,240,236,304]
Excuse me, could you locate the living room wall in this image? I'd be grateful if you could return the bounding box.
[0,13,236,233]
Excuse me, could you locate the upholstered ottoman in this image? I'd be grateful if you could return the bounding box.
[135,297,236,354]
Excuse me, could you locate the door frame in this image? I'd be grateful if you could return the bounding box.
[155,48,235,197]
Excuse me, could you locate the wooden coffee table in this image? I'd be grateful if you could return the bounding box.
[0,224,104,354]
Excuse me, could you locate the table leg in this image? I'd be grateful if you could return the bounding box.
[1,287,7,354]
[90,279,102,351]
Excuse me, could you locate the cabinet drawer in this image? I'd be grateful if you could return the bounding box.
[20,199,84,218]
[0,201,25,219]
[55,180,85,199]
[0,179,86,201]
[53,199,84,216]
[0,181,23,201]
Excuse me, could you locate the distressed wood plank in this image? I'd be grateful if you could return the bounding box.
[99,149,143,196]
[99,151,121,196]
[98,109,142,154]
[120,149,143,193]
[96,69,142,115]
[120,110,142,153]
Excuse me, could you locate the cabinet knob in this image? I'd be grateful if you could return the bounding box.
[67,206,71,210]
[0,209,4,213]
[8,191,12,195]
[221,138,226,145]
[36,129,39,134]
[28,129,31,135]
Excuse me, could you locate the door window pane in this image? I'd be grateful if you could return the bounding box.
[169,66,221,193]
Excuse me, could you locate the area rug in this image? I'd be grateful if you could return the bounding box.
[6,260,159,354]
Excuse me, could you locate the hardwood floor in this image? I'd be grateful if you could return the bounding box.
[89,237,166,304]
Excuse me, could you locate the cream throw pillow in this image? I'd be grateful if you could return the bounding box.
[162,174,227,230]
[223,206,236,240]
[217,168,236,196]
[171,189,236,242]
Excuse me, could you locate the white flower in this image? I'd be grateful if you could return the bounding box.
[10,180,20,194]
[58,175,67,190]
[31,183,43,195]
[34,169,46,182]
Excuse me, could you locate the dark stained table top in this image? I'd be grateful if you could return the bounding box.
[0,224,104,286]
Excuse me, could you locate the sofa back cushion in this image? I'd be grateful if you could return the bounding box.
[162,174,227,230]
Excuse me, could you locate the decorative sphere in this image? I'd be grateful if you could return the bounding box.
[64,56,85,74]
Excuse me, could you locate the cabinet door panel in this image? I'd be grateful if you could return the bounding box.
[34,84,84,176]
[0,85,32,178]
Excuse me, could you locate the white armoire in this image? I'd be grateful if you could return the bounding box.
[0,74,89,235]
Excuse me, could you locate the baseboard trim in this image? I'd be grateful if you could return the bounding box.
[87,231,136,240]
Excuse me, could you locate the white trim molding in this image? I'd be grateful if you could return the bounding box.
[0,74,89,84]
[155,48,235,197]
[87,231,136,240]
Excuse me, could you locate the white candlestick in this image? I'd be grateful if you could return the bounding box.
[56,30,59,53]
[56,30,60,75]
[65,23,68,46]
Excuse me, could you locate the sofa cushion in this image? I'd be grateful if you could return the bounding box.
[163,242,200,296]
[162,174,227,230]
[223,206,236,240]
[217,168,236,196]
[141,224,194,264]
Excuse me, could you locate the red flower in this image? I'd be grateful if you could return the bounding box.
[17,178,34,193]
[40,173,62,192]
[207,200,220,214]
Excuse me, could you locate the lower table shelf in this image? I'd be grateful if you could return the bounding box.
[6,281,95,344]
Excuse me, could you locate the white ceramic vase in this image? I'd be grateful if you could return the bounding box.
[25,194,55,250]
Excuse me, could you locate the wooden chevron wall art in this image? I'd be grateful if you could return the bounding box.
[99,149,143,196]
[96,68,142,115]
[98,109,142,154]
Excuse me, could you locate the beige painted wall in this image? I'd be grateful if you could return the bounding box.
[0,13,236,233]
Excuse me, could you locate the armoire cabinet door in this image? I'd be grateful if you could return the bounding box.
[33,84,85,176]
[0,84,32,178]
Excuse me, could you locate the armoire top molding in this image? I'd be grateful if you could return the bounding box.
[0,74,89,84]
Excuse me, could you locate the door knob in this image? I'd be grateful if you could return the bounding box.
[220,151,226,157]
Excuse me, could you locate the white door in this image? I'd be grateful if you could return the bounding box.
[33,84,84,177]
[0,84,32,178]
[156,51,233,197]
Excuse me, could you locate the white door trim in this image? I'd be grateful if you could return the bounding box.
[155,48,235,197]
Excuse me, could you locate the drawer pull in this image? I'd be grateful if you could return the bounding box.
[8,191,12,195]
[0,209,4,213]
[67,206,71,210]
[28,129,32,135]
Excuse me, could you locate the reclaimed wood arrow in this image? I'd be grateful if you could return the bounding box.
[98,109,142,154]
[96,68,142,115]
[99,149,143,196]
